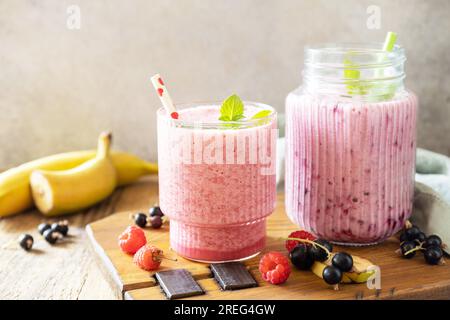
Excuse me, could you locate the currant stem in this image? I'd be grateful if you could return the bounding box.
[161,254,177,262]
[403,244,424,256]
[286,237,332,258]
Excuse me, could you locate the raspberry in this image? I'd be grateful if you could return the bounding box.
[133,244,163,271]
[118,225,147,254]
[285,230,316,252]
[259,252,291,285]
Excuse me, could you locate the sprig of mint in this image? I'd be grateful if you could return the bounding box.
[219,94,245,121]
[218,94,272,126]
[344,57,367,95]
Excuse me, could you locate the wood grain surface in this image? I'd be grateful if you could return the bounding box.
[0,176,158,300]
[87,179,450,300]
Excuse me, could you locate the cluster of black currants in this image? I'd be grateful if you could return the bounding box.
[132,206,165,229]
[19,220,70,251]
[398,224,446,265]
[288,238,353,289]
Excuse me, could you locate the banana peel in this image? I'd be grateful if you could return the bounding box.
[311,253,375,284]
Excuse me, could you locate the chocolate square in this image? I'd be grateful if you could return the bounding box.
[155,269,204,300]
[210,262,258,290]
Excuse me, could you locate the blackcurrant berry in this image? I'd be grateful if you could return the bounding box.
[59,220,69,235]
[416,232,426,243]
[400,241,417,259]
[399,232,407,243]
[38,223,51,235]
[51,222,68,236]
[134,213,148,228]
[19,234,33,251]
[43,229,62,244]
[322,266,342,285]
[289,244,315,270]
[404,226,421,241]
[332,252,353,272]
[149,206,164,217]
[423,235,442,249]
[149,215,163,229]
[424,246,443,265]
[310,239,332,262]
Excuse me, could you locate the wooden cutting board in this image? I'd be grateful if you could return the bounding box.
[86,178,450,300]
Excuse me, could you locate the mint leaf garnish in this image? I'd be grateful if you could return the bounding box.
[343,57,370,95]
[219,94,244,121]
[251,110,272,119]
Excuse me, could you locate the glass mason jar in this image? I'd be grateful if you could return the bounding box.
[157,102,277,262]
[285,43,418,245]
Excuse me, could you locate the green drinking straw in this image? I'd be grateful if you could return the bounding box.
[382,31,397,52]
[344,31,398,97]
[379,31,398,99]
[377,31,397,78]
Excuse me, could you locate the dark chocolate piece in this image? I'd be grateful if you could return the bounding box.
[210,262,258,290]
[155,269,204,299]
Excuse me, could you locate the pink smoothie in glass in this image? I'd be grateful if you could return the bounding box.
[285,91,417,244]
[157,103,277,262]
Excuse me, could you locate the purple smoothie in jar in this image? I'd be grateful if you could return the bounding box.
[285,42,417,245]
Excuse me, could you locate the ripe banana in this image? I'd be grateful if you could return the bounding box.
[30,132,117,216]
[0,146,157,218]
[311,253,375,284]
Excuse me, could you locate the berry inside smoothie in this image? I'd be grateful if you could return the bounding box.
[157,103,277,262]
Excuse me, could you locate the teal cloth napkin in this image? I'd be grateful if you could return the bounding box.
[276,115,449,252]
[412,149,450,253]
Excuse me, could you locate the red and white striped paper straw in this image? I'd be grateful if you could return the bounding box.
[150,73,179,119]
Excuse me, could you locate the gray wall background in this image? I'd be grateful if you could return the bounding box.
[1,0,449,167]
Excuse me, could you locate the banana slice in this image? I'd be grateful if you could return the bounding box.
[311,253,375,284]
[311,259,353,283]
